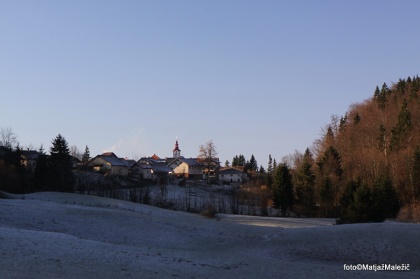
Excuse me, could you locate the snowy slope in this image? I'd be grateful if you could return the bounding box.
[1,192,419,278]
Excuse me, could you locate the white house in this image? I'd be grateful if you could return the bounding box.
[218,167,247,183]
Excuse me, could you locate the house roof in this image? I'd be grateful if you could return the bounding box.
[218,167,245,175]
[120,158,137,168]
[20,150,40,160]
[89,152,127,167]
[167,157,203,168]
[151,154,161,160]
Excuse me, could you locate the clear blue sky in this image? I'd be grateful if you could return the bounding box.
[1,0,419,167]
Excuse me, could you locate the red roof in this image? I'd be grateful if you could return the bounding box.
[151,154,161,160]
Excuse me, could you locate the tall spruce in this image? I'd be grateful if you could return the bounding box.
[272,163,294,216]
[81,145,90,166]
[371,176,400,221]
[412,146,420,202]
[295,148,315,217]
[48,134,74,192]
[390,99,412,150]
[33,145,49,191]
[266,154,273,188]
[249,154,258,172]
[319,177,334,216]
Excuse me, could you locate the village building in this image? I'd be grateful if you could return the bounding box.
[218,167,247,183]
[87,152,129,176]
[138,155,172,183]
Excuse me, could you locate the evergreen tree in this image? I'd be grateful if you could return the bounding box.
[295,149,315,216]
[265,155,273,188]
[48,134,74,192]
[352,183,373,223]
[224,160,230,167]
[412,146,420,201]
[267,155,273,174]
[33,146,49,191]
[371,176,400,221]
[259,165,265,174]
[81,145,90,165]
[317,146,343,211]
[390,99,412,150]
[232,154,246,167]
[272,163,294,216]
[249,154,258,172]
[232,155,239,167]
[374,82,389,109]
[319,177,334,216]
[338,180,373,223]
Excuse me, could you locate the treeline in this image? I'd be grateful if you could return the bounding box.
[257,76,420,223]
[0,134,76,193]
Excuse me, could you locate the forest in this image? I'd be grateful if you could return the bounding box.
[223,76,420,223]
[275,76,420,222]
[1,76,419,223]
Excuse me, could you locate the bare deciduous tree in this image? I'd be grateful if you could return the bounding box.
[0,127,18,149]
[198,140,218,183]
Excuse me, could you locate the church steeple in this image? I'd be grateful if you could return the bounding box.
[173,139,181,158]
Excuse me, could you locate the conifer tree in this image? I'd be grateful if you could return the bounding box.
[266,155,273,188]
[295,149,315,216]
[249,154,258,172]
[82,145,90,165]
[371,176,399,221]
[232,155,239,167]
[33,145,49,191]
[48,134,74,192]
[390,99,412,150]
[272,163,294,216]
[320,177,334,216]
[412,146,420,201]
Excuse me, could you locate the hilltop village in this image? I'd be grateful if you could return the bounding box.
[18,140,247,186]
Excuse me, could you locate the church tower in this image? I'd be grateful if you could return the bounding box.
[173,139,181,158]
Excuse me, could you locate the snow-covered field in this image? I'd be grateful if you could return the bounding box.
[1,192,419,278]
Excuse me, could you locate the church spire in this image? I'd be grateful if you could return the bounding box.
[173,139,181,158]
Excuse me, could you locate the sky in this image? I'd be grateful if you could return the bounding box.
[1,0,419,167]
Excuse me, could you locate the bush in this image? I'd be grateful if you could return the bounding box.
[200,204,218,219]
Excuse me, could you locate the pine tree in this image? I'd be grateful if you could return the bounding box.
[390,99,412,150]
[265,155,273,188]
[412,146,420,201]
[232,155,239,167]
[33,146,49,191]
[320,177,334,216]
[82,145,90,165]
[272,163,294,216]
[295,149,315,216]
[317,146,343,211]
[371,177,400,221]
[267,155,273,173]
[224,160,230,167]
[48,134,74,192]
[249,154,258,172]
[339,180,372,223]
